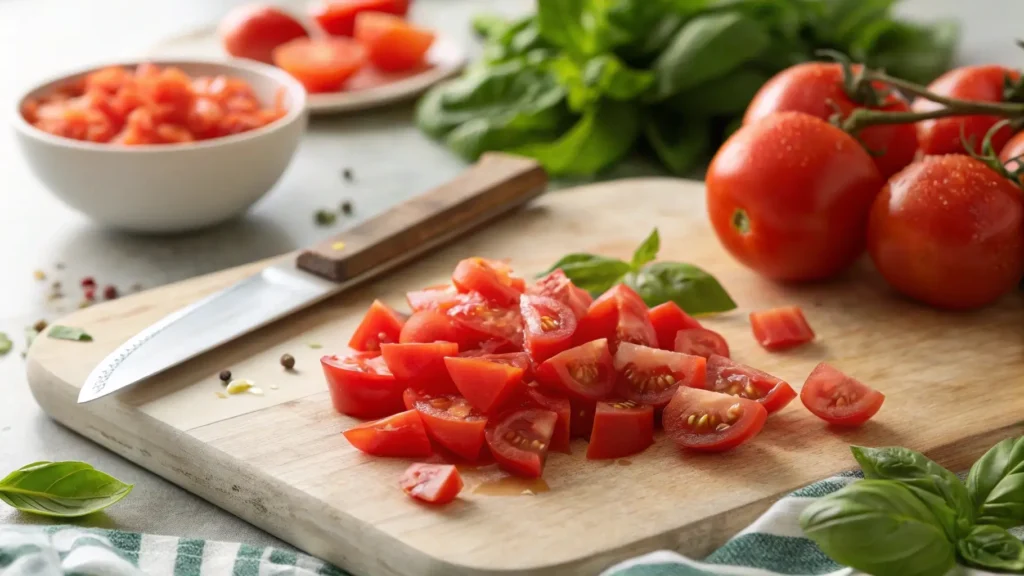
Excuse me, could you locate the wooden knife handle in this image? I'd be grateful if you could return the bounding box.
[296,152,548,282]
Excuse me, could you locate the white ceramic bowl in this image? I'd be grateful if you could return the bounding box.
[12,58,308,233]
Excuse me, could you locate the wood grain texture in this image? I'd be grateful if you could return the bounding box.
[25,178,1024,576]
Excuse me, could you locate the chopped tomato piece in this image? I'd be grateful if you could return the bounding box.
[513,382,571,453]
[586,400,654,460]
[349,299,405,351]
[706,355,797,414]
[674,328,730,359]
[342,409,432,457]
[750,306,815,351]
[569,398,597,439]
[484,409,558,478]
[801,362,885,426]
[272,37,366,93]
[354,11,435,72]
[613,342,707,407]
[404,390,488,461]
[400,463,463,505]
[399,310,460,345]
[662,387,767,452]
[322,351,404,418]
[406,285,459,312]
[444,356,524,414]
[648,302,702,350]
[452,257,525,306]
[446,292,524,350]
[218,4,310,64]
[536,339,615,401]
[311,0,410,37]
[527,270,592,320]
[380,342,457,394]
[574,284,656,352]
[520,294,577,364]
[462,351,534,381]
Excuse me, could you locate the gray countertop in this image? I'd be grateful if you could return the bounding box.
[0,0,1019,555]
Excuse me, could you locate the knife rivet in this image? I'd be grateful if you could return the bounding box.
[331,241,346,251]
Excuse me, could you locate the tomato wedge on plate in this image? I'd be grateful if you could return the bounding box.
[404,390,488,461]
[801,362,885,426]
[648,301,702,350]
[311,0,410,37]
[520,294,577,364]
[528,269,592,320]
[399,310,460,345]
[322,351,404,419]
[444,356,524,414]
[536,339,615,401]
[452,257,525,306]
[342,409,432,457]
[612,342,706,407]
[674,328,730,359]
[586,400,654,460]
[749,306,815,351]
[662,387,767,452]
[446,292,524,351]
[706,354,796,414]
[271,37,366,93]
[354,11,435,72]
[380,342,458,394]
[575,284,656,351]
[400,463,463,505]
[484,409,558,478]
[348,299,405,352]
[514,383,571,453]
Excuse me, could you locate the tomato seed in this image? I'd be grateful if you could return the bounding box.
[686,414,697,426]
[716,423,730,432]
[726,403,742,422]
[430,398,451,409]
[697,414,709,428]
[611,400,637,410]
[539,315,558,331]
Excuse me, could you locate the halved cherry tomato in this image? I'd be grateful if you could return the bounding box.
[575,284,656,351]
[404,389,488,461]
[322,352,404,418]
[406,285,460,312]
[342,409,432,457]
[452,257,525,306]
[400,463,462,505]
[380,342,457,394]
[484,409,557,478]
[801,362,885,426]
[586,400,654,460]
[520,294,577,364]
[674,328,730,359]
[569,398,596,439]
[272,37,366,93]
[311,0,410,37]
[528,270,593,320]
[514,382,571,453]
[613,342,706,407]
[218,4,309,64]
[536,339,615,401]
[648,301,702,350]
[354,11,435,72]
[348,299,404,351]
[399,310,460,345]
[706,355,797,414]
[446,292,524,350]
[444,356,524,414]
[662,387,767,452]
[749,306,815,351]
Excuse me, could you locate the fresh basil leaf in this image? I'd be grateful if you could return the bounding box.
[967,436,1024,529]
[472,13,509,39]
[0,332,11,356]
[800,480,957,576]
[851,445,973,539]
[853,19,960,85]
[666,68,770,117]
[643,110,709,176]
[816,0,898,46]
[649,12,770,101]
[537,254,632,295]
[551,54,653,112]
[631,229,660,269]
[47,325,92,342]
[0,461,133,518]
[957,524,1024,572]
[624,261,736,314]
[536,0,622,58]
[604,0,708,58]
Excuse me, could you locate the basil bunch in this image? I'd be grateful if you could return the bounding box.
[0,461,133,518]
[538,228,736,315]
[801,439,1024,575]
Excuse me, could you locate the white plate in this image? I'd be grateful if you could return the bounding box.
[146,26,466,114]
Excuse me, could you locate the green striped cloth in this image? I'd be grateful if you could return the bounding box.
[1,470,1016,576]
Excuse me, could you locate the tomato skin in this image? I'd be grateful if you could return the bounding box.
[744,62,917,178]
[513,383,571,453]
[749,306,815,351]
[648,302,702,350]
[528,270,593,320]
[536,339,616,401]
[707,111,884,282]
[343,409,432,457]
[272,37,366,93]
[349,300,405,351]
[322,352,405,419]
[574,284,656,351]
[219,4,310,64]
[399,310,460,345]
[662,387,767,452]
[380,342,458,395]
[311,0,410,37]
[405,390,488,461]
[801,362,885,426]
[444,356,524,414]
[452,257,525,306]
[913,66,1020,156]
[706,354,796,414]
[613,342,706,407]
[354,12,435,72]
[867,155,1024,310]
[586,401,655,460]
[674,328,730,359]
[400,463,462,505]
[520,294,577,364]
[485,409,558,478]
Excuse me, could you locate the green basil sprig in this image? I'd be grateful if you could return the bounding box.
[46,325,93,342]
[0,461,133,517]
[958,524,1024,571]
[966,436,1024,529]
[538,228,736,315]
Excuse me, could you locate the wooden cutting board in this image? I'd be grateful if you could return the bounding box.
[26,177,1024,576]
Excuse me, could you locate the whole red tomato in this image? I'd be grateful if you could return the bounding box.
[912,65,1020,156]
[706,111,884,282]
[219,4,309,64]
[744,62,918,178]
[867,155,1024,310]
[999,130,1024,177]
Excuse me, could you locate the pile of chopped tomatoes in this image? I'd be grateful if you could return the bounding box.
[21,64,287,145]
[326,257,885,505]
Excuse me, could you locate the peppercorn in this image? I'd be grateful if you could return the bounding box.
[342,168,353,181]
[280,353,295,370]
[340,200,353,215]
[103,285,118,300]
[219,370,232,383]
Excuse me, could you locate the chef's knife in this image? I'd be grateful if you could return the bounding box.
[77,153,548,404]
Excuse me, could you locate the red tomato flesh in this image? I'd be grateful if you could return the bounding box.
[520,294,577,364]
[445,356,524,414]
[569,398,597,440]
[380,342,457,394]
[536,339,615,401]
[613,342,706,407]
[342,409,432,457]
[219,4,309,64]
[348,299,404,352]
[322,352,404,419]
[406,285,460,312]
[400,463,462,505]
[801,362,885,426]
[662,387,767,452]
[311,0,410,37]
[749,306,815,351]
[648,301,702,350]
[514,383,571,453]
[272,37,366,93]
[452,257,525,306]
[674,328,730,359]
[528,269,592,320]
[461,351,534,380]
[484,409,558,478]
[575,284,656,351]
[354,11,435,72]
[404,390,488,461]
[706,355,797,414]
[445,292,524,351]
[586,400,654,460]
[399,310,460,345]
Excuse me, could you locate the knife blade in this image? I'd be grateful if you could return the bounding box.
[78,153,548,403]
